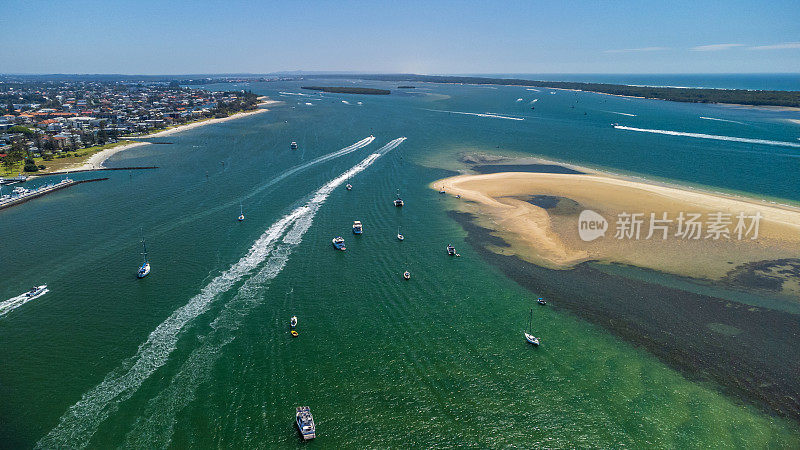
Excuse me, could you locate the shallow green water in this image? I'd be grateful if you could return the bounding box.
[1,80,799,447]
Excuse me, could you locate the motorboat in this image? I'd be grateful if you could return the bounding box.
[403,271,410,280]
[290,316,297,327]
[24,285,48,299]
[537,298,547,306]
[446,244,456,256]
[332,236,346,251]
[397,227,404,241]
[352,221,363,235]
[296,406,316,440]
[290,141,298,150]
[238,203,245,221]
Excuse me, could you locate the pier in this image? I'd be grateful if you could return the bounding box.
[0,178,109,211]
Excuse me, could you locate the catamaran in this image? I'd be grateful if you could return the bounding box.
[296,406,316,440]
[238,203,245,221]
[524,308,540,346]
[352,221,363,235]
[332,236,346,251]
[138,234,151,278]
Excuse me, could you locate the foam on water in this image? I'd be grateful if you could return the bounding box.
[0,289,48,317]
[37,138,406,449]
[526,88,540,92]
[604,111,637,117]
[614,125,800,148]
[424,109,525,121]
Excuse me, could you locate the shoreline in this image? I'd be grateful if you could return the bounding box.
[61,99,280,171]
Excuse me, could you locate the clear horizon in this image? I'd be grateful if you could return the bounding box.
[3,0,799,74]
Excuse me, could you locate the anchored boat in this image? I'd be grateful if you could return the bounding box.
[332,236,346,251]
[403,271,411,280]
[446,244,456,256]
[394,189,404,207]
[290,141,298,150]
[290,316,297,327]
[352,221,363,235]
[137,233,151,278]
[524,308,540,346]
[238,203,245,221]
[397,227,404,241]
[296,406,316,440]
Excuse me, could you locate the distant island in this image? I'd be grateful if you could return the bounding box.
[397,85,416,89]
[315,74,800,108]
[301,86,390,95]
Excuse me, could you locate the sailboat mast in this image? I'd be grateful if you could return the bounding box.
[528,308,533,333]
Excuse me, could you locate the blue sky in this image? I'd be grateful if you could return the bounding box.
[2,0,799,74]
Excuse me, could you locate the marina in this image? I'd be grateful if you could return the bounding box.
[0,177,108,211]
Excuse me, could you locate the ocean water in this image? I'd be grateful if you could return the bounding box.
[476,73,800,91]
[1,79,799,447]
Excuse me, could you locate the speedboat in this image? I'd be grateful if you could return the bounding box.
[291,330,299,337]
[403,271,411,280]
[537,298,547,305]
[296,406,316,440]
[446,244,456,256]
[352,221,363,235]
[24,285,48,298]
[332,236,346,251]
[290,316,297,327]
[290,141,298,150]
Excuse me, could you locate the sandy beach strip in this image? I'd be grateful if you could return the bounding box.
[63,99,281,170]
[434,171,800,282]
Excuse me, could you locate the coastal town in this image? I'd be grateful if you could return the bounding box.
[0,79,261,176]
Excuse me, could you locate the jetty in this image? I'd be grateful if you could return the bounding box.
[0,178,108,211]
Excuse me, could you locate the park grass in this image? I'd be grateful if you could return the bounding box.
[1,140,136,177]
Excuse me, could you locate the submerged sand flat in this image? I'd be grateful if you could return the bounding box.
[434,171,800,289]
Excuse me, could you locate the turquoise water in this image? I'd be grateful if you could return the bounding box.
[1,80,799,447]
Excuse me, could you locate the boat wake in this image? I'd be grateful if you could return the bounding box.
[0,289,48,317]
[149,136,376,235]
[278,91,310,97]
[603,111,637,117]
[614,125,800,148]
[423,108,525,121]
[36,137,406,449]
[700,116,745,125]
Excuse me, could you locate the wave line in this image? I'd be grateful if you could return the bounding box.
[614,125,800,148]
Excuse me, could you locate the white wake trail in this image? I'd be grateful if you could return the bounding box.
[614,125,800,148]
[125,138,408,448]
[0,291,46,317]
[423,108,525,121]
[37,138,405,449]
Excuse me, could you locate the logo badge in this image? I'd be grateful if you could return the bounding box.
[578,210,608,241]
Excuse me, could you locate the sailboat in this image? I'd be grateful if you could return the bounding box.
[238,203,245,221]
[397,227,404,241]
[346,177,352,190]
[137,232,151,279]
[524,308,540,346]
